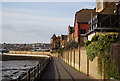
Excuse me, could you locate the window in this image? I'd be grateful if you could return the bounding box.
[80,29,86,34]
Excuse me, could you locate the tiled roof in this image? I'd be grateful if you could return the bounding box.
[100,2,116,14]
[75,9,95,23]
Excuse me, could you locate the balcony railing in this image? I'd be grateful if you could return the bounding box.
[88,14,120,32]
[16,58,50,81]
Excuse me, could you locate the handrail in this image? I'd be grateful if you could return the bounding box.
[17,58,50,81]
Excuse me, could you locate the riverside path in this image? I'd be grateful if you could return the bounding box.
[41,57,97,81]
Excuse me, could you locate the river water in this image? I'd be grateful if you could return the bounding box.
[1,54,48,81]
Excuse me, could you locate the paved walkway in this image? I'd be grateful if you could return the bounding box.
[41,57,97,81]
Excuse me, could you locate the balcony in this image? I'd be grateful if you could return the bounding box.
[88,14,120,33]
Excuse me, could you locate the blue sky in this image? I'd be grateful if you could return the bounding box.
[2,2,95,43]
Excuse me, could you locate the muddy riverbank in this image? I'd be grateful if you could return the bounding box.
[1,54,48,81]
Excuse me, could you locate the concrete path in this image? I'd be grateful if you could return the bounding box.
[41,57,97,81]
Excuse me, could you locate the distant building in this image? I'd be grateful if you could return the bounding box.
[50,34,60,50]
[0,43,50,51]
[67,25,74,42]
[74,9,94,45]
[60,35,68,48]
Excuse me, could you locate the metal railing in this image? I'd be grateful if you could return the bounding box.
[17,58,50,81]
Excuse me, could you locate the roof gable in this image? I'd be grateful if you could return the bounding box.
[75,9,95,23]
[51,34,57,39]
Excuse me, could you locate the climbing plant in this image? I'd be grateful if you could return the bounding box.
[84,33,119,79]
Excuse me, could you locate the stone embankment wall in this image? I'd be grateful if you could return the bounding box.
[9,51,51,55]
[61,46,102,79]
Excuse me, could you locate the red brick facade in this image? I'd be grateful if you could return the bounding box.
[74,9,94,43]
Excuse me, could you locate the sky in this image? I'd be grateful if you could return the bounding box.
[1,2,95,44]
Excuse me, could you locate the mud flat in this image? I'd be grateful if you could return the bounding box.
[1,54,48,81]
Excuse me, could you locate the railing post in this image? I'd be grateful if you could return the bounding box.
[37,64,39,80]
[18,75,21,81]
[39,62,42,75]
[38,64,39,73]
[34,67,36,80]
[40,62,42,72]
[45,59,47,66]
[42,61,44,69]
[28,70,30,81]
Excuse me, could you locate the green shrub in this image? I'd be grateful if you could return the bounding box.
[84,40,91,46]
[84,33,119,79]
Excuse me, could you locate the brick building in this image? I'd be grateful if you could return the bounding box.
[60,35,68,48]
[50,34,60,50]
[87,1,120,40]
[74,9,94,44]
[87,0,120,76]
[67,25,74,42]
